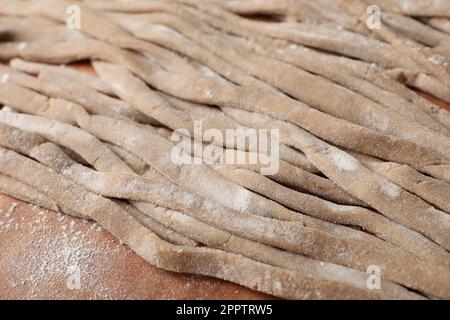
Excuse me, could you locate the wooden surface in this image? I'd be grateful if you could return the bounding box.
[0,62,449,300]
[0,62,273,300]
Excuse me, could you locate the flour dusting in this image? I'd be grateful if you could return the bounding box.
[1,73,10,83]
[380,179,401,199]
[18,42,27,50]
[329,149,359,172]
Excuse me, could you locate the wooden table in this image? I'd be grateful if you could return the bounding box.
[0,62,448,300]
